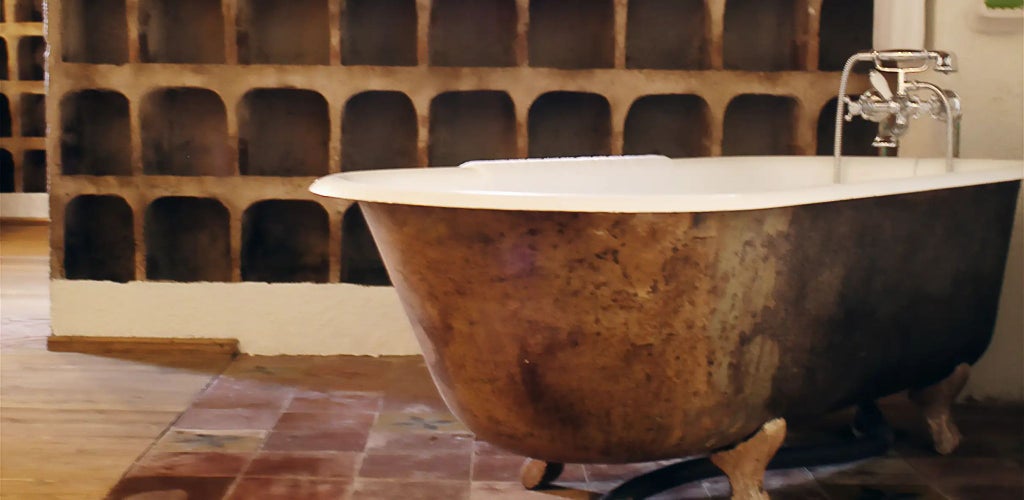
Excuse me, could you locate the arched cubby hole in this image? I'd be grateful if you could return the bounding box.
[1,38,8,79]
[722,94,798,156]
[20,93,45,137]
[145,197,231,282]
[15,0,43,21]
[723,0,796,71]
[528,91,611,158]
[624,94,709,158]
[242,200,329,283]
[529,0,614,69]
[60,90,131,176]
[429,91,516,167]
[343,0,417,66]
[626,0,706,70]
[238,0,329,65]
[239,89,329,177]
[64,195,135,282]
[0,149,13,193]
[17,36,45,80]
[61,0,128,64]
[342,91,418,172]
[819,0,873,71]
[0,94,10,137]
[341,204,390,286]
[22,150,45,192]
[142,88,230,176]
[817,97,877,156]
[139,0,226,63]
[430,0,516,67]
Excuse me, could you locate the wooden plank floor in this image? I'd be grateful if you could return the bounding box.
[0,222,232,499]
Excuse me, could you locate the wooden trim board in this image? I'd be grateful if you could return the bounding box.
[47,336,240,356]
[0,218,50,225]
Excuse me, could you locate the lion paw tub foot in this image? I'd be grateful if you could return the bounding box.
[909,362,969,455]
[710,418,787,500]
[520,458,564,490]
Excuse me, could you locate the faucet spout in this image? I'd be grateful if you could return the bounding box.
[905,81,962,171]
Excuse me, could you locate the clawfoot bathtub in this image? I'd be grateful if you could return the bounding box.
[312,155,1021,495]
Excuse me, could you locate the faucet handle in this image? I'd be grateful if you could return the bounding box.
[869,71,894,100]
[842,95,861,121]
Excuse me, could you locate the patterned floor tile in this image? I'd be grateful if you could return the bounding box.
[274,411,376,432]
[360,451,472,481]
[352,479,470,500]
[472,454,526,482]
[190,377,294,410]
[474,440,521,457]
[287,390,383,414]
[226,476,351,499]
[245,451,361,478]
[262,429,369,452]
[150,429,267,454]
[366,430,475,454]
[374,411,470,433]
[174,407,283,431]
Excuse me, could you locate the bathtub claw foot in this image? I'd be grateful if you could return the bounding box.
[520,458,564,490]
[710,418,786,500]
[909,363,969,455]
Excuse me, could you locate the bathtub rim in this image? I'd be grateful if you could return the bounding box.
[310,155,1023,213]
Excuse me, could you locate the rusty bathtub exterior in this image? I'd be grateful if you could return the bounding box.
[359,181,1020,464]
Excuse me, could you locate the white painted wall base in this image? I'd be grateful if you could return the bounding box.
[50,280,421,356]
[0,193,49,220]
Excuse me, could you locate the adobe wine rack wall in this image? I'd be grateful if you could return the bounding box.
[0,0,47,195]
[47,0,876,286]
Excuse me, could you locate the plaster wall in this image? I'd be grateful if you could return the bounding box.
[898,1,1023,401]
[51,280,419,355]
[0,192,47,218]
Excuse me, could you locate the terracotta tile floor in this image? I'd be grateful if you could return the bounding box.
[2,223,1022,499]
[102,354,1023,500]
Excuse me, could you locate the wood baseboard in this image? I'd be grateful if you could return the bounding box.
[0,217,49,225]
[47,336,239,356]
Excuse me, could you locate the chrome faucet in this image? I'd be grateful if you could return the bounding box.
[833,50,962,180]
